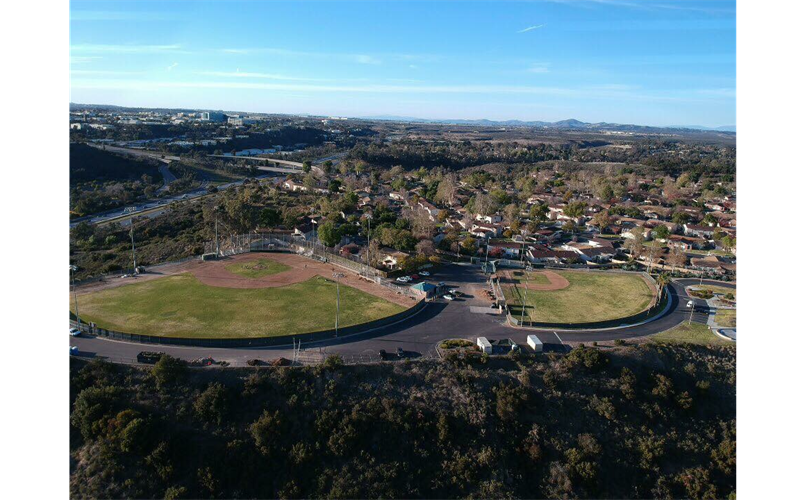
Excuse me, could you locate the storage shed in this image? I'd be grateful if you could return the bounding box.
[527,335,543,353]
[477,337,492,354]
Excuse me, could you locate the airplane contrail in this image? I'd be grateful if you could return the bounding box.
[517,24,545,33]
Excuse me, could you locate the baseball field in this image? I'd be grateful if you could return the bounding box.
[71,253,411,338]
[503,270,655,324]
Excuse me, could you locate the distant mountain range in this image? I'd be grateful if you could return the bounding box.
[360,115,736,133]
[69,103,735,134]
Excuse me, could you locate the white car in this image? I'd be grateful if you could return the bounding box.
[420,271,430,277]
[396,276,411,283]
[69,328,81,337]
[687,300,695,308]
[443,294,454,301]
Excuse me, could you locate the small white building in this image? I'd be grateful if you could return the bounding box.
[527,335,543,353]
[477,337,492,354]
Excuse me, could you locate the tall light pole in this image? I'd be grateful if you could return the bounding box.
[688,298,696,325]
[70,265,81,329]
[215,213,220,257]
[333,272,345,337]
[129,224,137,274]
[520,270,529,326]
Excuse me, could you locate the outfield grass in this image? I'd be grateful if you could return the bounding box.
[72,274,406,338]
[224,258,291,279]
[651,322,733,346]
[504,271,654,324]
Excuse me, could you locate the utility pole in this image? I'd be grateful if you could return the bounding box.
[333,272,345,337]
[70,265,81,329]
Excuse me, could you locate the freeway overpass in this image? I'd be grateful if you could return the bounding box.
[88,143,181,164]
[208,155,304,169]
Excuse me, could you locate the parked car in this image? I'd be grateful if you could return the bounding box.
[70,346,78,355]
[438,282,446,287]
[395,276,410,283]
[410,274,419,280]
[379,349,388,360]
[137,351,166,364]
[449,289,461,296]
[419,271,430,276]
[443,294,454,301]
[69,328,81,337]
[396,347,405,358]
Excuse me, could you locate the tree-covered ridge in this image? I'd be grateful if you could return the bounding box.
[347,139,735,177]
[70,343,735,499]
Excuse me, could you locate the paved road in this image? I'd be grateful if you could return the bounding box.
[70,148,341,228]
[69,265,734,366]
[70,174,273,228]
[156,164,177,194]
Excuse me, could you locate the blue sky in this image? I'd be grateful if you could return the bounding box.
[70,0,736,127]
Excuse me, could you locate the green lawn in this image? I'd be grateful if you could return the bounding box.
[714,309,736,328]
[696,285,736,299]
[72,274,406,338]
[651,322,733,346]
[224,258,291,279]
[504,271,654,324]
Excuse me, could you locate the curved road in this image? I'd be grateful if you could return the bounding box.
[70,265,734,366]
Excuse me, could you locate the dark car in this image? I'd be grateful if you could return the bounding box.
[396,347,405,358]
[137,351,166,364]
[379,349,388,360]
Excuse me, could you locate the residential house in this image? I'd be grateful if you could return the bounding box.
[683,223,716,239]
[380,248,410,270]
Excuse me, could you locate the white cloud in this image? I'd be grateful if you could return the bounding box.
[71,43,186,54]
[71,77,732,105]
[198,71,325,82]
[526,63,551,74]
[71,11,175,21]
[517,25,545,33]
[541,0,734,15]
[71,56,102,64]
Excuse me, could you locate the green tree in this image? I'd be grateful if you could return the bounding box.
[318,220,340,247]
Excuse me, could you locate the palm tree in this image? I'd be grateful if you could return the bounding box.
[655,273,670,304]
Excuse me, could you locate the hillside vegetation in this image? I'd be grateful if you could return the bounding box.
[70,343,735,499]
[70,143,162,185]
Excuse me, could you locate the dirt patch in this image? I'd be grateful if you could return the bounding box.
[503,270,570,291]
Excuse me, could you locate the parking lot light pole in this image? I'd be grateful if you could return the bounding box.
[70,265,81,329]
[333,272,345,337]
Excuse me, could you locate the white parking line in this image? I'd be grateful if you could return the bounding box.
[554,331,563,345]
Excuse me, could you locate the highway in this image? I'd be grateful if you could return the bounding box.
[71,146,341,228]
[69,262,733,366]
